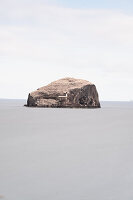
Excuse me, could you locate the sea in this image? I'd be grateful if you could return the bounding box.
[0,99,133,200]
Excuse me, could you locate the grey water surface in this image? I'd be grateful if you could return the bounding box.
[0,99,133,200]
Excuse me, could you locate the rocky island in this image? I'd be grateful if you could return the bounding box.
[26,77,100,108]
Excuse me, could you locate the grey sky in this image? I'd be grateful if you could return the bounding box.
[0,0,133,100]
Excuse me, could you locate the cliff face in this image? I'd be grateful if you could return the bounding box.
[27,78,101,108]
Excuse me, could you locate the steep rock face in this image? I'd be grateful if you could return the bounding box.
[27,78,100,108]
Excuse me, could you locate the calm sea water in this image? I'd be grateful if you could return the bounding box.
[0,99,133,200]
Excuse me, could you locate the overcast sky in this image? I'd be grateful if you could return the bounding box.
[0,0,133,100]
